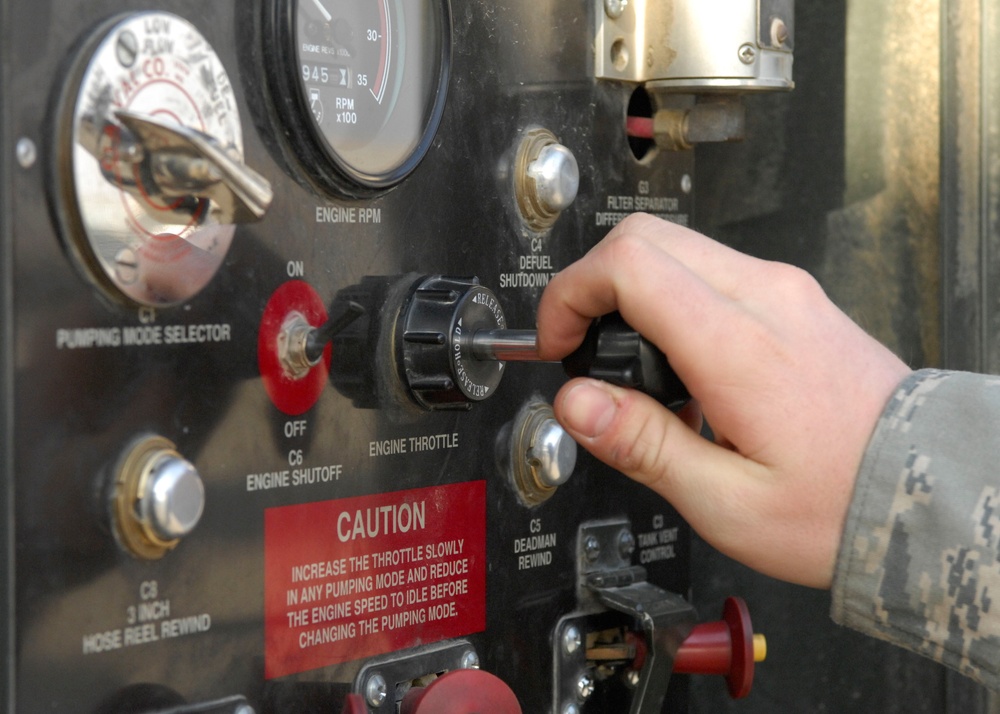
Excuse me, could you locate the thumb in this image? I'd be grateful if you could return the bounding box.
[553,378,759,550]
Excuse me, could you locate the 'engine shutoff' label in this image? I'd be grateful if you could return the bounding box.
[264,482,487,678]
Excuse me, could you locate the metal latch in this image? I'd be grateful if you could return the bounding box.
[553,519,696,714]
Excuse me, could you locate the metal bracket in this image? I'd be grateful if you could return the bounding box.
[589,583,696,714]
[594,0,794,92]
[554,519,696,714]
[353,639,479,713]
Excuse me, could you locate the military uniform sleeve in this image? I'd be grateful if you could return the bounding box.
[831,369,1000,689]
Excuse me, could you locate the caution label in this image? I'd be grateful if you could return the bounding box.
[264,482,487,679]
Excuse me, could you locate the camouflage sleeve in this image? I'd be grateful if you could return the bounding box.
[831,369,1000,689]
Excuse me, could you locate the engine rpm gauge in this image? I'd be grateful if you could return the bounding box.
[268,0,451,192]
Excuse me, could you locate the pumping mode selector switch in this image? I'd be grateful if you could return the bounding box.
[54,12,273,307]
[398,276,508,410]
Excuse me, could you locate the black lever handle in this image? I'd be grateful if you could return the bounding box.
[561,312,690,411]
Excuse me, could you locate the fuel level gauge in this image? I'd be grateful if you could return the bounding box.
[267,0,451,194]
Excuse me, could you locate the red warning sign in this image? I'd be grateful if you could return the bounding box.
[264,481,487,679]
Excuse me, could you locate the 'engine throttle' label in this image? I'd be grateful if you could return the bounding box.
[264,481,487,679]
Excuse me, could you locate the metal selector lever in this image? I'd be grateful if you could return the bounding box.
[472,312,690,411]
[112,110,274,225]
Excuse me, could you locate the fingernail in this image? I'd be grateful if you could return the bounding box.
[561,382,616,438]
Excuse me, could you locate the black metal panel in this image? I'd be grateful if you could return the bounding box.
[1,1,695,712]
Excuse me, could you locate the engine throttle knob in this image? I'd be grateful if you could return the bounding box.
[672,596,766,699]
[399,669,522,714]
[398,276,507,410]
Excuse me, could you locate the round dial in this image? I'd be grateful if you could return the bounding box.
[273,0,451,191]
[398,276,507,410]
[56,12,257,307]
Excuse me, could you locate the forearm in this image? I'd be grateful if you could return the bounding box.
[832,369,1000,689]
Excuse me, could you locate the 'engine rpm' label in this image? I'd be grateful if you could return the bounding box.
[263,481,486,678]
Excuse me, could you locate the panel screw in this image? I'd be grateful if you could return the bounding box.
[562,704,580,714]
[461,650,480,669]
[584,535,601,562]
[577,673,596,701]
[738,43,757,65]
[365,673,388,708]
[618,529,636,559]
[116,29,139,68]
[234,706,256,714]
[15,138,36,169]
[771,18,789,47]
[681,174,693,194]
[563,625,582,655]
[114,247,139,285]
[604,0,627,20]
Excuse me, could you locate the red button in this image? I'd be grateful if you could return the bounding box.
[399,669,522,714]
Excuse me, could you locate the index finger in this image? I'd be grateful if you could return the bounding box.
[536,214,748,360]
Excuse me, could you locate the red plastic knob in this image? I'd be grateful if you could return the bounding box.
[340,693,367,713]
[399,669,522,714]
[673,596,763,698]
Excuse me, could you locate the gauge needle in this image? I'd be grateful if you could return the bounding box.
[310,0,332,23]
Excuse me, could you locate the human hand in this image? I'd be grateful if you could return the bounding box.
[536,213,911,588]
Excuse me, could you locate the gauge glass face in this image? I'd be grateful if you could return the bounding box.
[293,0,447,184]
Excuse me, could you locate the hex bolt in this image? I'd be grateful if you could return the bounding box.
[365,673,388,708]
[563,625,582,656]
[15,138,36,169]
[738,43,757,65]
[461,649,481,669]
[577,673,596,701]
[618,529,636,559]
[604,0,627,20]
[584,535,601,562]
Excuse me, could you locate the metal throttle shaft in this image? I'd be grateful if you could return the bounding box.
[470,312,690,411]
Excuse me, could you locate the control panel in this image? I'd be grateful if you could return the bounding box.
[0,1,792,711]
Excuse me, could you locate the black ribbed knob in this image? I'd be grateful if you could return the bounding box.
[398,276,508,410]
[562,312,689,411]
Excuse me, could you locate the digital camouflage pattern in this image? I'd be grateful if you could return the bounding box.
[832,370,1000,690]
